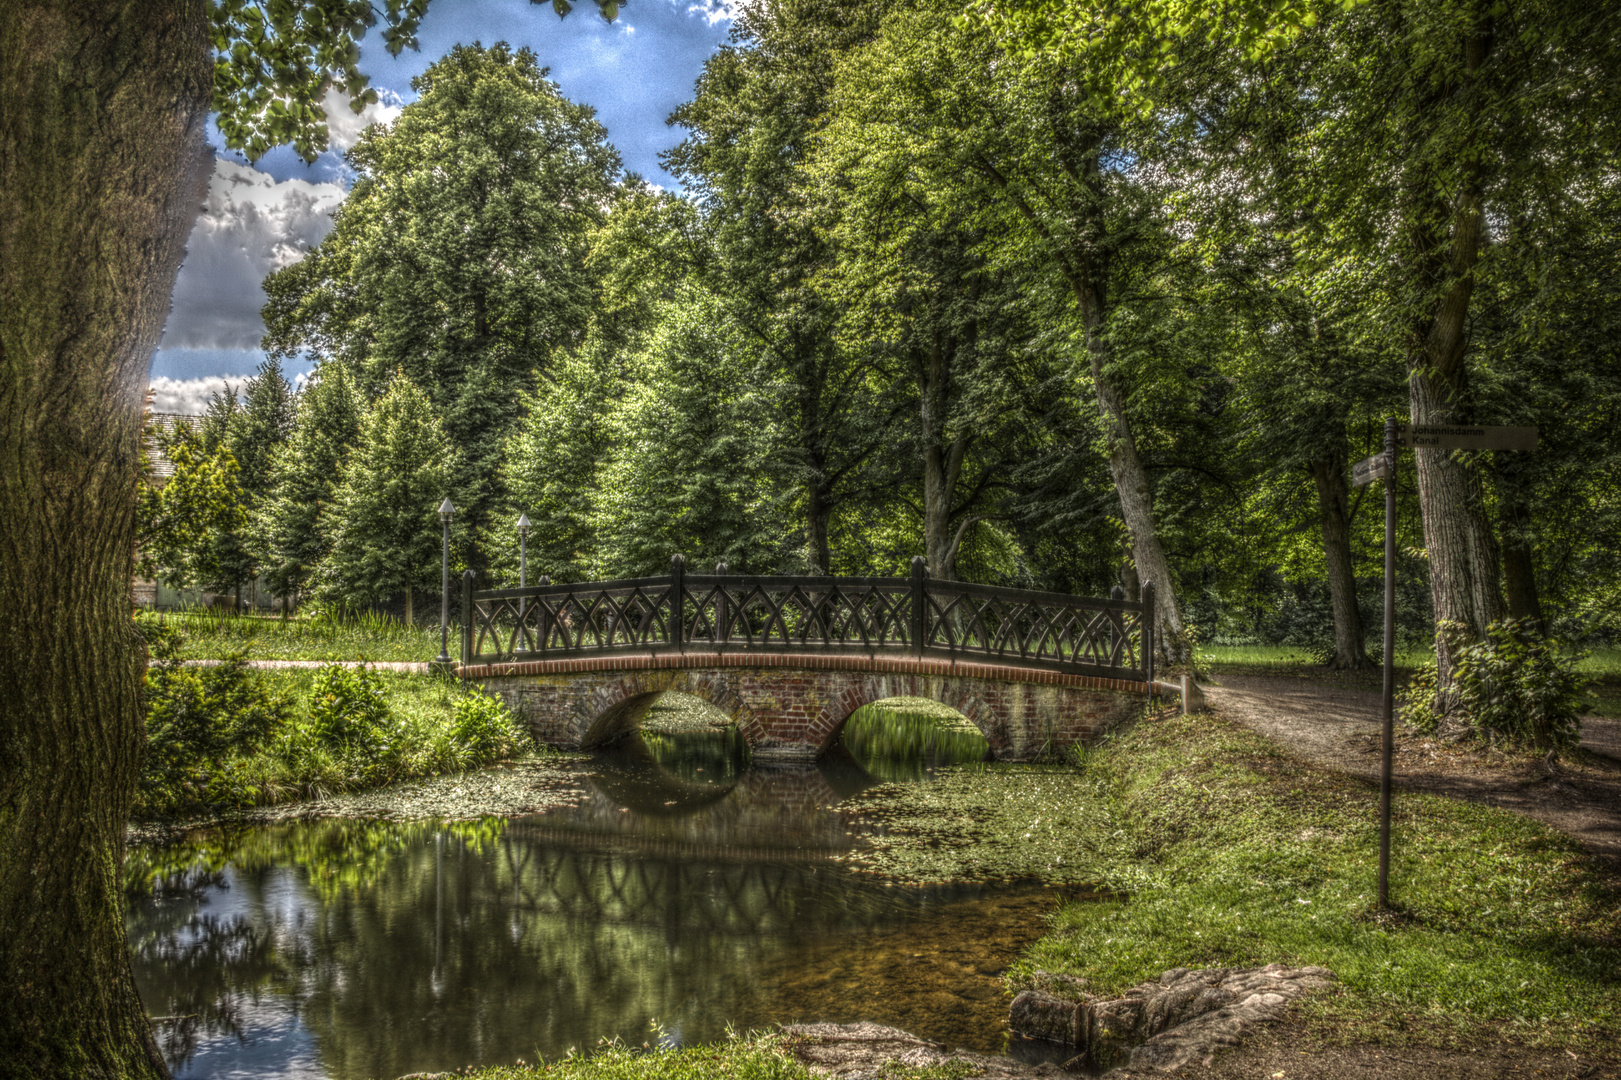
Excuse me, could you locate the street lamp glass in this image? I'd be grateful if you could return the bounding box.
[439,498,455,518]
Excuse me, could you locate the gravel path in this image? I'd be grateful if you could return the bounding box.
[1205,673,1621,865]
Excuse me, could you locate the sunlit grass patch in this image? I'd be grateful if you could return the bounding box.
[159,605,440,662]
[840,697,989,782]
[455,1031,975,1080]
[1014,709,1621,1051]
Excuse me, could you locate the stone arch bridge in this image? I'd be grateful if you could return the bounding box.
[456,559,1160,762]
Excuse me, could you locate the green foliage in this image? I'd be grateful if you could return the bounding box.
[208,0,622,163]
[135,613,292,814]
[136,418,248,588]
[1404,620,1590,748]
[315,371,455,615]
[308,661,394,755]
[159,604,438,662]
[841,699,989,781]
[451,687,530,758]
[262,41,621,540]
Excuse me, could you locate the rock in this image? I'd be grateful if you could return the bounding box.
[1004,963,1336,1073]
[1009,990,1085,1045]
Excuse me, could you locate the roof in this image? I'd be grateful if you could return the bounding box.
[143,412,205,480]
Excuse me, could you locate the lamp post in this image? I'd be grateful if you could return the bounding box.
[436,498,454,665]
[516,513,531,653]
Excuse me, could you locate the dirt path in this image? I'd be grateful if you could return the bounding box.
[1205,673,1621,865]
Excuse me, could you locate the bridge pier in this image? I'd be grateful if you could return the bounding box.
[462,652,1152,762]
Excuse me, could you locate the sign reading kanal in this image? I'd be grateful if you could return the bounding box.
[1394,424,1539,451]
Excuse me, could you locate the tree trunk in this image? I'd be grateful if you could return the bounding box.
[806,469,833,574]
[0,2,213,1076]
[1499,496,1544,632]
[1403,10,1506,687]
[1309,448,1369,669]
[918,331,970,581]
[405,583,414,627]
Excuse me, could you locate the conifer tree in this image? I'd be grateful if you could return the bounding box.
[316,372,456,624]
[258,364,363,608]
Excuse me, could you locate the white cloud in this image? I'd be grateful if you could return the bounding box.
[687,0,736,25]
[321,85,405,153]
[147,376,241,416]
[159,157,347,351]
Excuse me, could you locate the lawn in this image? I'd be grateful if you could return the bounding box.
[153,606,442,662]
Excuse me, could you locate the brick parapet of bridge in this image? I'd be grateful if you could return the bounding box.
[466,652,1152,762]
[458,650,1152,696]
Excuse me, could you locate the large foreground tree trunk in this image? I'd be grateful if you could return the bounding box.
[0,2,213,1076]
[1309,447,1369,669]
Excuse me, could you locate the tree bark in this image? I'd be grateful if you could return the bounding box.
[1499,495,1544,632]
[1403,9,1506,686]
[405,583,414,627]
[0,2,212,1076]
[918,331,970,581]
[1309,448,1369,668]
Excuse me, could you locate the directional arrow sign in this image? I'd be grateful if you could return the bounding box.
[1394,424,1538,451]
[1352,453,1391,487]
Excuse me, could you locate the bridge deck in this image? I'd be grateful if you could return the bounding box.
[458,650,1153,695]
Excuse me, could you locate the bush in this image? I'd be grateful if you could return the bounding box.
[136,613,291,813]
[451,688,529,760]
[308,662,393,755]
[1401,619,1590,748]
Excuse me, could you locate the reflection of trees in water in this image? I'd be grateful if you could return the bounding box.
[126,758,1004,1080]
[129,906,281,1072]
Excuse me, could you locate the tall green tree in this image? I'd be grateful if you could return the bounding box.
[0,2,614,1073]
[262,42,621,544]
[258,363,364,607]
[316,372,455,625]
[136,420,248,592]
[664,0,902,573]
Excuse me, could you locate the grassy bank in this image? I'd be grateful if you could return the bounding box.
[135,665,534,819]
[833,708,1619,1051]
[447,1034,972,1080]
[155,606,438,662]
[1015,708,1621,1052]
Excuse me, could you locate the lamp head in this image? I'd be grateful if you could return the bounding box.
[439,498,455,520]
[517,512,531,536]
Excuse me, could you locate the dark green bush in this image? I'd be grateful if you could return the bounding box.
[308,662,393,755]
[136,612,291,813]
[1401,619,1589,748]
[450,688,529,759]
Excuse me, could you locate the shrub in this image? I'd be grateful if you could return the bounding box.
[136,613,291,813]
[1401,619,1590,749]
[308,662,393,756]
[451,688,529,760]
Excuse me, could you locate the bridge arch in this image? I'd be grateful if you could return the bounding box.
[473,653,1148,763]
[810,683,1005,757]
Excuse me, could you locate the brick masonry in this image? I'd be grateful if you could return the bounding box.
[463,652,1152,762]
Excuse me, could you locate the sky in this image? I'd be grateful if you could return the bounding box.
[148,0,735,416]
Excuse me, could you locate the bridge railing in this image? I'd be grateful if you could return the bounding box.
[460,556,1155,683]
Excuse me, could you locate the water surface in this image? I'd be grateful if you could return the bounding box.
[130,732,1062,1079]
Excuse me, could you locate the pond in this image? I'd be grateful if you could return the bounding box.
[129,699,1073,1079]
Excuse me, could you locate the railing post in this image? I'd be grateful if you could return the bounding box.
[715,561,728,647]
[460,569,476,667]
[1141,579,1156,689]
[669,554,685,653]
[910,556,926,657]
[537,575,550,654]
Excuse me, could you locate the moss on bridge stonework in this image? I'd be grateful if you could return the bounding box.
[465,653,1150,762]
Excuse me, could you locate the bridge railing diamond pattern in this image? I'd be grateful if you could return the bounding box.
[460,556,1155,682]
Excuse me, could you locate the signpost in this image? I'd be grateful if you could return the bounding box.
[1356,420,1537,909]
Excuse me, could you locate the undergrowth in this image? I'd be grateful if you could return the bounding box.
[1012,708,1621,1052]
[159,604,440,662]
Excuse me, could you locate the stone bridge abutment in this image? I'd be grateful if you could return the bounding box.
[463,652,1151,762]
